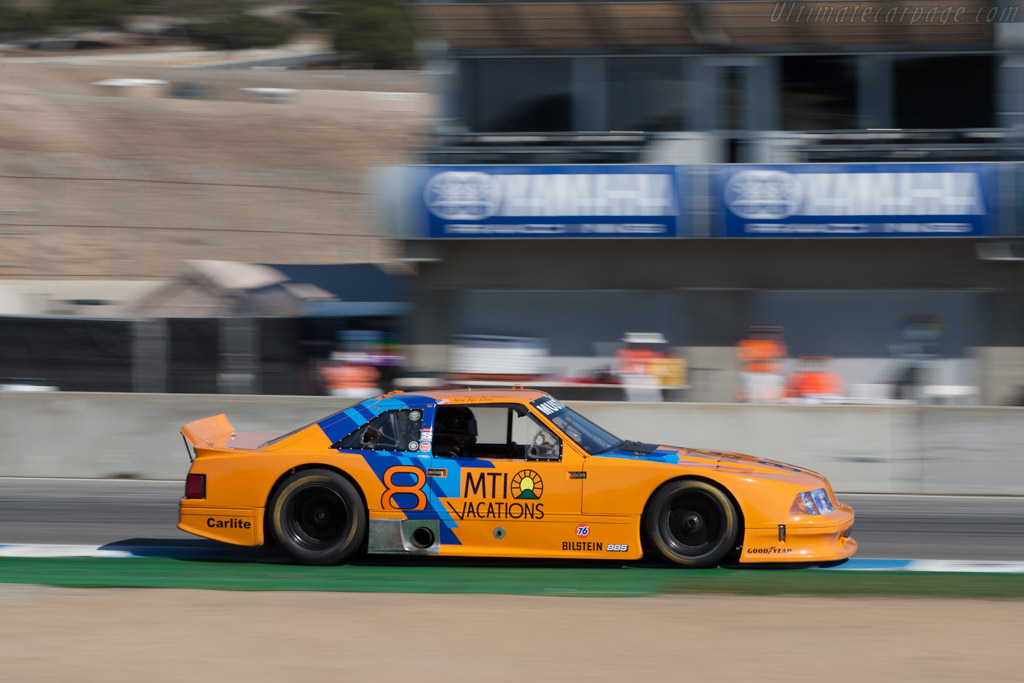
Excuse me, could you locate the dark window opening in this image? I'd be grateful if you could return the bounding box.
[607,57,684,132]
[334,410,422,452]
[894,55,994,129]
[781,56,858,131]
[462,57,572,132]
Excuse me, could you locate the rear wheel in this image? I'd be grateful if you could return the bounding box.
[645,480,738,568]
[269,469,366,565]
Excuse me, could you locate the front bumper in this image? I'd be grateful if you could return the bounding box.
[738,503,856,563]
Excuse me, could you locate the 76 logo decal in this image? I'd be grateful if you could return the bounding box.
[575,524,590,536]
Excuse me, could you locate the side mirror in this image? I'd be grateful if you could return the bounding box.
[526,444,560,461]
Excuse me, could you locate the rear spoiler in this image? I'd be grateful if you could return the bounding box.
[181,414,235,462]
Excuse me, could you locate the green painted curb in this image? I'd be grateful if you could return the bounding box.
[1,558,1024,597]
[0,558,668,596]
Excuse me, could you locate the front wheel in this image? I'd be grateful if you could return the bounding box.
[269,469,366,565]
[645,480,738,568]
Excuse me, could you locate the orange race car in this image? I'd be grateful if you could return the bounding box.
[179,389,856,568]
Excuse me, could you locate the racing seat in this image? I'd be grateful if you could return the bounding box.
[433,406,478,457]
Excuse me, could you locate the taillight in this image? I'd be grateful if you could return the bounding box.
[185,473,206,499]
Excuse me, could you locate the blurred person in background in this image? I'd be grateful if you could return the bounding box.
[615,332,684,402]
[321,353,381,399]
[339,330,404,393]
[736,325,788,403]
[890,314,943,402]
[892,361,924,402]
[785,356,845,403]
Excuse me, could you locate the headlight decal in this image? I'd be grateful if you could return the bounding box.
[810,488,834,514]
[791,488,834,515]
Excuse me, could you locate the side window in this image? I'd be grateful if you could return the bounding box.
[469,407,508,445]
[333,409,423,452]
[511,412,561,461]
[431,403,561,461]
[433,405,479,458]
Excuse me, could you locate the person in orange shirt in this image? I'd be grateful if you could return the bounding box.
[736,325,788,403]
[321,356,381,399]
[615,332,670,402]
[786,356,846,403]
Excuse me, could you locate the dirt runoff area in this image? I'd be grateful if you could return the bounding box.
[0,586,1020,682]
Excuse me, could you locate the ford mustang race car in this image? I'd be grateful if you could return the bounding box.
[179,389,856,568]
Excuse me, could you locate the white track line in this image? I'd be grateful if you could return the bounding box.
[0,544,136,558]
[1,544,1023,572]
[906,560,1024,573]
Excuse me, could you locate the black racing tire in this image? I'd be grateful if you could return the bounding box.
[645,479,739,569]
[269,469,366,566]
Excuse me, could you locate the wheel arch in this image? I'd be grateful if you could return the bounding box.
[263,463,369,545]
[640,474,746,559]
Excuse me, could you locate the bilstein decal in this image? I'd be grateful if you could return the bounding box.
[446,469,545,521]
[563,541,602,551]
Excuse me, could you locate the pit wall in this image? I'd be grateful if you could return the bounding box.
[3,392,1022,495]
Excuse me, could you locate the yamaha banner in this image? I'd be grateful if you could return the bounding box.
[719,163,996,237]
[419,165,687,238]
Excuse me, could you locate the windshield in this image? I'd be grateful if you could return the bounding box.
[530,396,620,455]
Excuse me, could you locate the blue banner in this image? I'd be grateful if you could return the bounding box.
[419,165,687,238]
[718,163,996,237]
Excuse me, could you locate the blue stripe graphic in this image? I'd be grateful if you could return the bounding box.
[817,559,913,571]
[591,449,681,464]
[423,458,496,545]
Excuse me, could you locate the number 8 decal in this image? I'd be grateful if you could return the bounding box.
[381,465,427,511]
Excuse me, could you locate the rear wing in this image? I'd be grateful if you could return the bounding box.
[181,414,235,461]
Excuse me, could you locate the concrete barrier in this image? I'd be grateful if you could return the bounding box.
[0,393,350,480]
[571,402,922,495]
[1,393,1022,494]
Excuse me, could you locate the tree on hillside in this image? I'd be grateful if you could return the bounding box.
[321,0,417,69]
[0,2,49,33]
[48,0,132,28]
[189,13,295,51]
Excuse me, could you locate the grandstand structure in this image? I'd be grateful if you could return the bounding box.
[415,0,1023,163]
[385,1,1024,404]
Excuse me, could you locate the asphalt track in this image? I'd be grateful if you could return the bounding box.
[1,479,1023,562]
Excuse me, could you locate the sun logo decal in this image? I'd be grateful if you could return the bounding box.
[511,470,543,499]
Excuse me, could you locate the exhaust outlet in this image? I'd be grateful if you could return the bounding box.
[410,526,435,549]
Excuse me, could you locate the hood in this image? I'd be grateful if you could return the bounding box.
[591,441,817,477]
